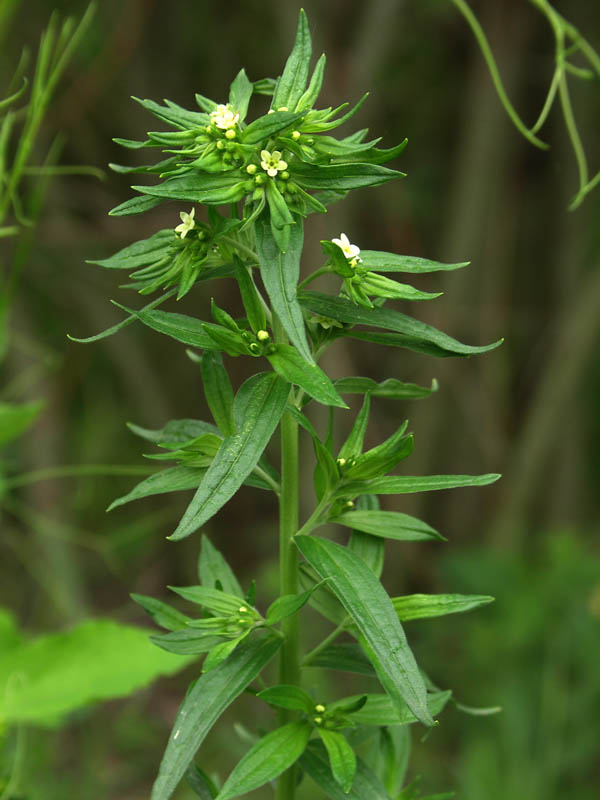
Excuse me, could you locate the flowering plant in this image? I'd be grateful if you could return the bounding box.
[81,10,501,799]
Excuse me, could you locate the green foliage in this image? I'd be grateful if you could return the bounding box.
[0,613,193,725]
[83,9,503,799]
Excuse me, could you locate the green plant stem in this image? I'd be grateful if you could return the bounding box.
[273,313,300,800]
[450,0,549,150]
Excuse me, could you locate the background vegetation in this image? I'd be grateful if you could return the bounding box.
[2,1,599,797]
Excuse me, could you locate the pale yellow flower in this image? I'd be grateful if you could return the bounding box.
[175,208,196,239]
[332,232,362,262]
[210,104,239,130]
[260,149,288,177]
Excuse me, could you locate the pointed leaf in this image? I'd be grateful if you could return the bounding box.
[258,684,315,713]
[338,394,370,460]
[307,643,375,677]
[242,110,304,145]
[87,230,174,270]
[347,495,385,577]
[234,257,266,333]
[334,377,437,400]
[265,582,326,625]
[333,691,452,727]
[300,740,393,800]
[198,536,243,597]
[131,594,192,631]
[109,194,164,216]
[296,53,326,111]
[360,251,469,274]
[169,373,290,540]
[114,305,220,350]
[151,633,281,800]
[267,344,346,407]
[299,292,503,357]
[295,536,433,726]
[354,473,501,496]
[201,352,235,436]
[228,68,253,121]
[216,721,311,800]
[392,593,494,622]
[273,9,312,110]
[292,162,403,191]
[318,729,357,793]
[169,586,245,615]
[255,216,314,363]
[332,510,444,542]
[108,465,205,511]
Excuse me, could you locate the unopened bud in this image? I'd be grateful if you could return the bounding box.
[246,164,257,175]
[292,130,301,140]
[225,129,236,140]
[315,704,326,713]
[313,716,323,725]
[257,330,270,342]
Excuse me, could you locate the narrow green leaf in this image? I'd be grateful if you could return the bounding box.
[109,194,163,216]
[186,764,218,799]
[332,691,452,727]
[273,9,312,110]
[151,633,281,800]
[150,629,225,656]
[354,473,501,496]
[169,373,290,540]
[255,215,314,364]
[198,536,243,597]
[296,52,326,111]
[234,257,266,334]
[108,465,205,511]
[292,162,403,191]
[201,352,235,437]
[265,582,326,625]
[392,593,494,622]
[228,68,253,121]
[258,684,315,713]
[131,594,192,631]
[299,292,503,357]
[128,419,219,445]
[318,729,357,793]
[203,633,249,673]
[300,740,393,800]
[87,230,174,270]
[347,496,384,577]
[334,377,437,400]
[299,563,347,626]
[242,110,304,145]
[133,96,209,129]
[169,586,245,615]
[268,344,347,407]
[67,291,175,344]
[216,721,311,800]
[133,173,245,203]
[360,251,470,274]
[332,510,444,542]
[338,394,370,460]
[113,304,220,350]
[295,536,433,726]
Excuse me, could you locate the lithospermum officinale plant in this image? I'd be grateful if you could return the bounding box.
[80,10,502,800]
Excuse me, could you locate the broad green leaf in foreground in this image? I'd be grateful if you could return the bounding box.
[169,373,290,540]
[295,536,434,727]
[255,216,314,364]
[0,617,194,725]
[300,740,393,800]
[216,721,311,800]
[318,728,357,793]
[151,632,281,800]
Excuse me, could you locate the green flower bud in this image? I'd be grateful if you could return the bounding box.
[225,129,236,140]
[246,164,257,175]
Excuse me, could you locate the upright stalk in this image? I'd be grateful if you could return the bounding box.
[273,314,300,800]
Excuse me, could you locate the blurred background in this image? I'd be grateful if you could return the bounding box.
[1,0,599,797]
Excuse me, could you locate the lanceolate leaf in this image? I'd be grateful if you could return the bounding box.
[332,691,452,727]
[198,536,243,597]
[392,593,495,622]
[333,377,437,400]
[360,251,470,274]
[293,162,403,191]
[318,728,357,793]
[109,194,163,216]
[255,216,314,364]
[347,473,501,497]
[295,536,433,727]
[216,721,311,800]
[151,633,281,800]
[307,643,375,677]
[258,684,315,714]
[267,344,347,407]
[114,305,220,350]
[87,230,174,270]
[201,352,235,437]
[68,290,176,344]
[169,373,290,540]
[273,9,312,111]
[133,173,245,203]
[108,465,206,511]
[331,510,444,542]
[300,740,393,800]
[131,594,192,631]
[299,292,503,357]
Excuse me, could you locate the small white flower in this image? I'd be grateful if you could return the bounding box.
[175,207,196,239]
[210,104,239,130]
[260,149,288,177]
[332,232,362,262]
